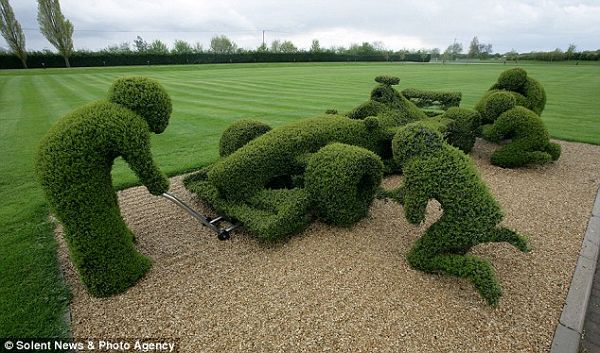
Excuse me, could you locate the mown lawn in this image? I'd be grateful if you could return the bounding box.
[0,61,599,338]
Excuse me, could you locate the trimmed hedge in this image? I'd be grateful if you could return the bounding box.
[346,77,427,129]
[391,125,529,306]
[184,115,390,239]
[184,169,311,240]
[305,143,383,225]
[208,115,388,202]
[35,77,171,297]
[345,76,478,155]
[482,106,561,167]
[0,52,430,69]
[108,76,172,133]
[475,67,546,117]
[219,119,271,157]
[401,88,462,110]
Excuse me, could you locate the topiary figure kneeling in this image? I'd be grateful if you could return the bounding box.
[482,106,561,168]
[392,125,529,306]
[36,76,172,297]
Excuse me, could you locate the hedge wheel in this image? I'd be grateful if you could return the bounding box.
[305,143,383,226]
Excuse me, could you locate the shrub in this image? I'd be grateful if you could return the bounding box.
[325,109,338,115]
[207,115,388,202]
[374,75,401,85]
[475,68,546,118]
[219,119,271,157]
[108,76,172,133]
[35,77,172,297]
[401,88,462,110]
[477,91,516,125]
[305,143,383,225]
[391,125,529,306]
[184,169,311,240]
[482,106,561,167]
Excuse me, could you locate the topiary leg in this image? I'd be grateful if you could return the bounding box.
[544,142,562,161]
[407,248,502,306]
[407,243,502,306]
[490,144,552,168]
[487,227,530,252]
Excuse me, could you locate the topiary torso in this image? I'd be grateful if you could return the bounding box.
[208,115,387,201]
[36,77,171,297]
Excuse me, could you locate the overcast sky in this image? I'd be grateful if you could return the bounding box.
[4,0,599,53]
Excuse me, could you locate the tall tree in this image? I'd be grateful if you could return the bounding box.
[468,36,480,58]
[0,0,27,68]
[210,35,236,54]
[443,41,463,61]
[172,39,193,54]
[148,39,168,54]
[37,0,73,67]
[279,40,297,53]
[310,39,321,53]
[133,35,148,53]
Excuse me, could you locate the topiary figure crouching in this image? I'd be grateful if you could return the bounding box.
[392,125,529,306]
[36,77,172,297]
[482,106,561,168]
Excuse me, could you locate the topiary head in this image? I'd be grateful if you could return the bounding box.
[497,68,527,91]
[108,77,172,134]
[371,85,400,104]
[392,124,444,167]
[374,75,400,86]
[483,91,516,123]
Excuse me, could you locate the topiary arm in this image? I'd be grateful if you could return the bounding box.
[121,123,169,196]
[403,163,429,224]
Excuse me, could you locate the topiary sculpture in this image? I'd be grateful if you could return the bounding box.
[391,124,529,306]
[482,106,561,168]
[36,76,172,297]
[219,119,271,157]
[475,67,546,117]
[346,76,480,156]
[184,115,388,239]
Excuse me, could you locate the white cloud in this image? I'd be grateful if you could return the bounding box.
[4,0,599,53]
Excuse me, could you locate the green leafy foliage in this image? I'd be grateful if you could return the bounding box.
[482,106,561,167]
[219,119,271,157]
[475,67,546,117]
[401,88,462,110]
[184,169,311,240]
[108,76,172,133]
[374,75,400,85]
[477,91,517,125]
[392,125,529,306]
[35,77,171,297]
[305,143,383,225]
[208,115,388,202]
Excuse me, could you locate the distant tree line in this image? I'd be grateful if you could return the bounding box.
[1,0,598,69]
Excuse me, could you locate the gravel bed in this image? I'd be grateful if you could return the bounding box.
[55,139,600,352]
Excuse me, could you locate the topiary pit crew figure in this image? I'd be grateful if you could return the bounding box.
[36,77,171,297]
[392,125,529,306]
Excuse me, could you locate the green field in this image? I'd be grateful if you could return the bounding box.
[1,62,599,337]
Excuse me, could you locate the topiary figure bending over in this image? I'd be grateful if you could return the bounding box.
[392,125,529,306]
[475,67,546,122]
[36,76,172,297]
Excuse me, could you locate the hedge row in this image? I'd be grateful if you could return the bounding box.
[0,51,431,69]
[392,125,529,306]
[36,77,171,297]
